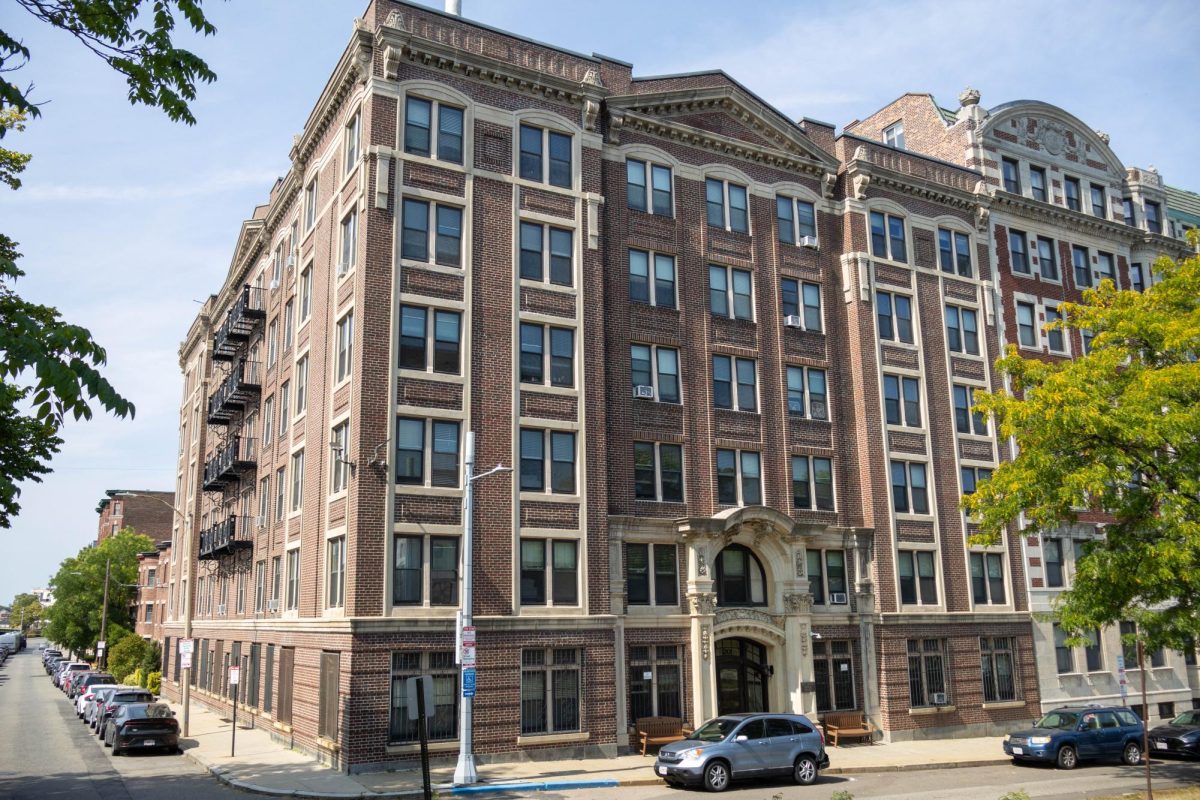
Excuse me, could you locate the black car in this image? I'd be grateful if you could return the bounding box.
[1149,710,1200,758]
[104,703,179,756]
[97,689,156,740]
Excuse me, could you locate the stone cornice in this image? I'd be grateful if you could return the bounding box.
[992,190,1186,250]
[289,23,374,169]
[846,157,984,213]
[178,308,213,366]
[262,171,300,240]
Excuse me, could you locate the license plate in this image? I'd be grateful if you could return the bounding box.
[657,766,667,776]
[144,739,157,746]
[1012,746,1023,755]
[1156,742,1168,751]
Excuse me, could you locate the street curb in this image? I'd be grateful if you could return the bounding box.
[825,757,1009,775]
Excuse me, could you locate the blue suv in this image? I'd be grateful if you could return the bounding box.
[1003,706,1144,769]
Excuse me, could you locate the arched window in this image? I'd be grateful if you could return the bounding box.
[715,544,767,606]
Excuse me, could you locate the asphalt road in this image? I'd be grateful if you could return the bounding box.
[0,643,241,800]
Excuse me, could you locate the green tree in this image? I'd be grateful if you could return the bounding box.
[44,529,153,657]
[965,246,1200,651]
[107,626,148,681]
[0,2,218,527]
[9,591,44,632]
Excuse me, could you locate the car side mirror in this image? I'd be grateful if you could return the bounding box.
[735,735,748,743]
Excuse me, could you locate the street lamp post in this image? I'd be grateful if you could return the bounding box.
[98,558,111,669]
[453,432,511,786]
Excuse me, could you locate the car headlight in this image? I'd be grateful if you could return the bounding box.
[1029,736,1052,745]
[677,747,705,762]
[1004,734,1010,743]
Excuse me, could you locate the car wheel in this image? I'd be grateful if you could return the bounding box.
[793,755,818,786]
[702,760,731,792]
[1056,745,1078,770]
[1123,741,1142,766]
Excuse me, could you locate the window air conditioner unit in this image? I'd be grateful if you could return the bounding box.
[269,278,280,290]
[633,384,655,399]
[216,604,227,616]
[266,599,280,612]
[830,592,848,605]
[931,692,948,706]
[255,515,265,528]
[286,254,296,270]
[784,315,804,329]
[336,262,351,275]
[800,235,820,250]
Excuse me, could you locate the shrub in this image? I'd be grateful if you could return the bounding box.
[831,791,855,800]
[998,792,1031,800]
[146,671,161,694]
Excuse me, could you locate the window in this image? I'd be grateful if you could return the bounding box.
[144,604,154,622]
[883,121,905,149]
[304,179,317,231]
[282,300,294,353]
[519,323,574,387]
[338,209,357,274]
[630,345,680,403]
[290,449,305,513]
[777,196,817,244]
[907,639,947,707]
[1053,624,1073,674]
[1072,244,1092,288]
[404,96,464,164]
[1036,237,1059,280]
[1016,301,1037,347]
[1029,166,1047,202]
[274,466,286,521]
[969,552,1006,604]
[258,477,269,524]
[395,417,461,487]
[938,228,972,277]
[299,266,312,322]
[343,111,360,175]
[520,648,580,734]
[401,199,463,267]
[1145,201,1162,233]
[980,637,1017,702]
[266,320,278,367]
[633,442,684,503]
[883,374,921,427]
[1045,306,1065,353]
[278,381,289,434]
[389,651,458,743]
[520,429,575,494]
[1081,328,1094,354]
[945,305,979,355]
[792,456,834,511]
[262,396,274,446]
[625,543,679,606]
[628,248,675,307]
[326,536,345,608]
[891,461,929,514]
[519,539,578,606]
[519,124,571,188]
[285,549,299,611]
[1084,629,1103,671]
[519,221,572,285]
[1001,158,1021,194]
[781,278,823,332]
[393,535,459,606]
[706,178,749,233]
[712,355,757,412]
[898,550,937,605]
[626,159,672,216]
[1096,252,1115,284]
[876,291,915,344]
[335,312,353,383]
[1130,263,1145,293]
[271,555,282,606]
[708,265,753,320]
[629,645,681,722]
[1090,184,1107,218]
[318,651,340,740]
[785,366,828,420]
[869,210,908,262]
[813,640,856,712]
[1009,230,1030,274]
[952,385,987,435]
[1043,538,1065,588]
[330,421,349,494]
[715,449,761,506]
[715,544,766,606]
[1064,176,1081,211]
[806,549,847,605]
[294,355,308,416]
[1123,197,1136,227]
[399,305,461,374]
[254,561,265,613]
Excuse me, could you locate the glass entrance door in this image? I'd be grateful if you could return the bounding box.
[715,638,769,715]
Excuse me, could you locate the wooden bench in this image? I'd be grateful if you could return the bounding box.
[823,712,875,746]
[635,716,687,756]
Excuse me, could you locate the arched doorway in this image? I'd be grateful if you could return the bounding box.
[716,637,769,714]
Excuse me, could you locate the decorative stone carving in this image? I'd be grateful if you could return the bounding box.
[821,171,837,200]
[384,9,407,31]
[782,592,812,615]
[701,626,711,661]
[583,98,600,132]
[608,111,624,144]
[975,205,990,233]
[959,86,981,107]
[689,592,717,616]
[714,607,784,629]
[581,68,603,88]
[697,549,708,577]
[384,45,403,80]
[794,550,805,578]
[1095,129,1110,145]
[851,172,871,201]
[853,145,870,163]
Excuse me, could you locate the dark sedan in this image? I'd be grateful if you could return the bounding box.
[1150,710,1200,758]
[104,703,180,756]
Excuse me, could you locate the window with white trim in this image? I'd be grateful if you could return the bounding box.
[338,209,357,275]
[299,266,312,321]
[519,539,578,606]
[1016,301,1037,348]
[335,312,353,383]
[285,548,299,610]
[1009,229,1030,274]
[712,354,757,411]
[290,449,305,513]
[883,374,921,427]
[1064,175,1081,212]
[402,199,462,268]
[777,196,816,244]
[258,477,269,525]
[519,323,574,388]
[304,179,317,231]
[1097,251,1115,284]
[960,465,992,495]
[813,640,856,712]
[1036,236,1059,280]
[282,300,294,353]
[326,535,345,608]
[519,428,575,494]
[786,365,827,420]
[404,96,464,164]
[625,544,678,606]
[278,380,289,435]
[792,456,834,511]
[806,548,847,605]
[945,304,979,355]
[629,645,681,723]
[262,395,274,445]
[781,278,823,332]
[708,264,753,320]
[891,461,929,514]
[630,344,679,403]
[629,248,675,308]
[877,291,914,344]
[898,550,938,605]
[1045,305,1065,353]
[393,534,459,606]
[1072,244,1092,288]
[1029,165,1047,202]
[1090,184,1107,218]
[294,355,308,417]
[633,442,683,503]
[330,421,349,495]
[706,178,749,233]
[390,651,458,743]
[1001,158,1020,194]
[343,111,360,176]
[907,638,947,707]
[952,385,988,435]
[266,320,278,367]
[520,648,581,734]
[980,636,1018,702]
[969,552,1006,604]
[274,466,285,521]
[869,210,907,262]
[938,228,972,277]
[399,305,460,374]
[883,122,905,149]
[395,417,460,488]
[519,124,571,188]
[626,159,672,216]
[716,449,760,506]
[519,221,572,286]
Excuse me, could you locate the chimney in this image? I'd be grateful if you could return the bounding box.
[445,0,462,15]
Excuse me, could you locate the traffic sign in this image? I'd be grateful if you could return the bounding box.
[180,652,193,669]
[462,667,476,698]
[461,626,476,645]
[179,639,195,655]
[229,665,240,685]
[461,644,476,667]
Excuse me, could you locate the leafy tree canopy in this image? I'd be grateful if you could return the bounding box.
[965,245,1200,651]
[9,590,44,631]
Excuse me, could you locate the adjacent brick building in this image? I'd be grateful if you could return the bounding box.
[159,0,1194,772]
[131,544,170,643]
[95,489,175,545]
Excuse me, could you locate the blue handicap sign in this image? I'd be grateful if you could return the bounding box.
[462,667,476,697]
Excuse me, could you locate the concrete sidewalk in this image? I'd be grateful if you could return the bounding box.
[167,698,1009,797]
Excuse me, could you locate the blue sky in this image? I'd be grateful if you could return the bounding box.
[1,0,1198,601]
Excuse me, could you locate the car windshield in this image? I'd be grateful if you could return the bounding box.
[1034,711,1080,730]
[1171,711,1200,726]
[687,718,739,742]
[125,703,173,719]
[115,694,153,703]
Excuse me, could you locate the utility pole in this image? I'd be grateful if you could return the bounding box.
[98,557,111,668]
[1138,640,1153,800]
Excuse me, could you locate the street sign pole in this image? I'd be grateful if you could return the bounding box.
[229,665,240,757]
[454,433,478,786]
[417,678,432,800]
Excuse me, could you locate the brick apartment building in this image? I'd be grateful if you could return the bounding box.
[131,544,171,642]
[158,0,1193,771]
[95,489,175,545]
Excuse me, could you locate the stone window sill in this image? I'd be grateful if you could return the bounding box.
[909,705,955,716]
[386,740,459,755]
[516,731,589,746]
[982,700,1026,710]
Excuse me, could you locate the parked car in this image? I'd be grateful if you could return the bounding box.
[42,649,62,666]
[654,713,829,792]
[55,662,90,689]
[74,674,116,716]
[0,632,19,656]
[97,689,156,741]
[104,702,179,756]
[1149,710,1200,759]
[86,685,135,729]
[64,668,93,698]
[1004,706,1144,769]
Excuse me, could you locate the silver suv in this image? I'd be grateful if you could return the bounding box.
[654,713,829,792]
